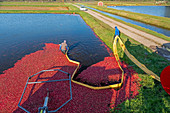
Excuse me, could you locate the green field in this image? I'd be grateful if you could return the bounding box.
[0,1,170,112]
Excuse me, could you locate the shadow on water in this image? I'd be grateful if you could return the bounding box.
[68,42,80,50]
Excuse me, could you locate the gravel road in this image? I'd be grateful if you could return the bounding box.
[74,4,170,60]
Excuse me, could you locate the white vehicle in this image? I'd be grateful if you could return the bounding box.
[80,6,88,11]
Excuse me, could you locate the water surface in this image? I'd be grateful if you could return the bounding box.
[108,6,170,18]
[0,14,110,74]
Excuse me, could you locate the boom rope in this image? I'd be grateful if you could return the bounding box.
[66,52,122,89]
[65,35,160,90]
[114,36,160,82]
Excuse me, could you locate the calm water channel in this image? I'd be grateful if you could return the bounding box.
[107,6,170,18]
[86,6,170,37]
[0,14,110,74]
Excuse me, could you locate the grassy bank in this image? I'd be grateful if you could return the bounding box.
[0,2,169,112]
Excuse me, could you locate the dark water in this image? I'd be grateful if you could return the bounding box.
[0,14,110,74]
[108,6,170,18]
[86,6,170,37]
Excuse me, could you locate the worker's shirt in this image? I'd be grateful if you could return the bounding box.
[115,28,120,36]
[61,42,67,50]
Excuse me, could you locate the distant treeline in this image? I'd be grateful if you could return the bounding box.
[0,0,169,2]
[0,0,79,1]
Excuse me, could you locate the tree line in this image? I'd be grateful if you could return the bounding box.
[0,0,169,2]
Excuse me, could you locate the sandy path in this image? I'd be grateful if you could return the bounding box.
[74,4,169,51]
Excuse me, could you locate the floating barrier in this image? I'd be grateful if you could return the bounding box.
[113,36,160,82]
[66,49,122,90]
[65,35,160,90]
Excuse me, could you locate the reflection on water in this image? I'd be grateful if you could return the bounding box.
[0,14,110,74]
[86,6,170,37]
[165,6,170,18]
[108,6,170,18]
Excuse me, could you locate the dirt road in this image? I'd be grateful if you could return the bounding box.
[74,4,169,49]
[74,4,170,60]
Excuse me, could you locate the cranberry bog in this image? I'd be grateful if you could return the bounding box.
[0,43,141,112]
[0,13,141,112]
[0,4,169,112]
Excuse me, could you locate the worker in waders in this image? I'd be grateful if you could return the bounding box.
[59,40,68,54]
